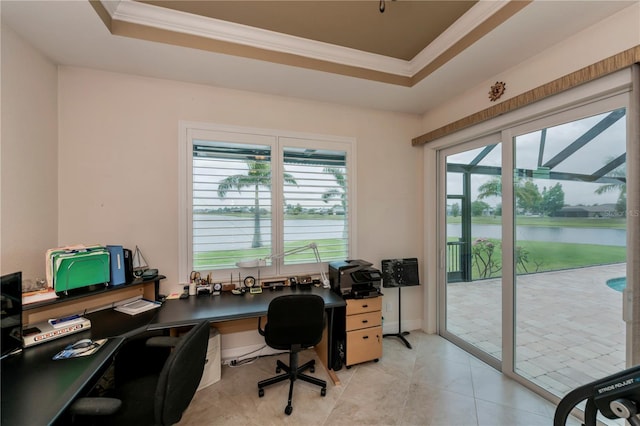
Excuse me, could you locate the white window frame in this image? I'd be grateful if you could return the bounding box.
[178,121,356,282]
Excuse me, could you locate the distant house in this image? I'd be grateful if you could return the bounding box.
[557,204,619,218]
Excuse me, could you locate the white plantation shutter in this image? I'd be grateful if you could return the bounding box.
[182,124,354,277]
[282,146,349,265]
[192,141,273,270]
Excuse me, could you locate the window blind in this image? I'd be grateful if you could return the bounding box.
[192,141,272,270]
[282,147,348,264]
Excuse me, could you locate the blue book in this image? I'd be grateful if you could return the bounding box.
[106,245,126,286]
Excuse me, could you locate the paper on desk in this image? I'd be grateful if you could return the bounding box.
[52,339,107,360]
[22,288,58,304]
[114,297,161,315]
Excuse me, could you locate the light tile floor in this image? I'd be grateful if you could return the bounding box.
[178,331,580,426]
[446,263,627,397]
[177,263,627,425]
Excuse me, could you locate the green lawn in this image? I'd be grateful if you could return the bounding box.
[517,241,625,272]
[194,214,626,276]
[445,215,626,279]
[194,238,346,269]
[458,238,626,280]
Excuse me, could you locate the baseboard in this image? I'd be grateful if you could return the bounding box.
[382,318,422,335]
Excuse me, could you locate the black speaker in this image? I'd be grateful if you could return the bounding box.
[123,248,134,283]
[381,258,420,288]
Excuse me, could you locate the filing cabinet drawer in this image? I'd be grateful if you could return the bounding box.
[346,326,382,367]
[346,297,382,315]
[346,311,382,332]
[344,295,382,367]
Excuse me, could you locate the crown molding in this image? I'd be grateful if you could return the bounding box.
[408,0,514,74]
[100,0,520,82]
[99,0,121,17]
[108,0,412,76]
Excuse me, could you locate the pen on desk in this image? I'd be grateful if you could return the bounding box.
[48,314,81,326]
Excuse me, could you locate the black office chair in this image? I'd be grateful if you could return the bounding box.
[257,293,327,415]
[69,320,210,425]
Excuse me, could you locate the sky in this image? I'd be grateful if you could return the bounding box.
[446,109,626,207]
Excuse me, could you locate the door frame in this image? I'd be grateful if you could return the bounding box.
[431,71,636,405]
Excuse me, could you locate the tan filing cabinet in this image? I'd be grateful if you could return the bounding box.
[345,297,382,367]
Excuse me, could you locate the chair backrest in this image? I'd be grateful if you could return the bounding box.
[154,320,210,425]
[264,294,325,350]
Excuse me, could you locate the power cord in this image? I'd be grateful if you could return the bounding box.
[227,346,288,367]
[227,344,267,367]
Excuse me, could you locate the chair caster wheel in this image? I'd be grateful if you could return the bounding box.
[285,405,292,415]
[321,388,326,397]
[310,366,315,373]
[374,359,379,362]
[258,388,264,397]
[276,367,281,373]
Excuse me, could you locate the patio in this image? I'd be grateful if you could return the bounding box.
[446,262,627,397]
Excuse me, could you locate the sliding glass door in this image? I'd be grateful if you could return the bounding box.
[440,136,503,365]
[437,90,633,411]
[511,108,628,398]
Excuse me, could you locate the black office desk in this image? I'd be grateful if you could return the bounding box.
[88,308,158,339]
[151,286,345,328]
[1,286,345,426]
[151,287,345,384]
[1,334,123,426]
[0,308,157,426]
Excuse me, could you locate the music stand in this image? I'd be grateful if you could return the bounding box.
[381,258,420,349]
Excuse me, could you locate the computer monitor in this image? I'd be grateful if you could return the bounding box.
[1,271,23,359]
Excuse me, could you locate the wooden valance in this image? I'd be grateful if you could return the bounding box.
[412,45,640,146]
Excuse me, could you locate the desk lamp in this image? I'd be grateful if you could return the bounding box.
[236,242,330,288]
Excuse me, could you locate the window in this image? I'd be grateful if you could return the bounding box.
[179,123,354,280]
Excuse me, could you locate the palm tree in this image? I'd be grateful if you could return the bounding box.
[322,167,347,239]
[477,177,542,214]
[477,177,502,200]
[595,162,626,215]
[217,160,297,248]
[321,167,346,209]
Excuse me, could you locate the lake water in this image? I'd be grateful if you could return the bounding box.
[447,223,626,247]
[193,214,626,250]
[193,215,346,250]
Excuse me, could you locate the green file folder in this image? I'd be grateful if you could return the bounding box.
[53,247,110,294]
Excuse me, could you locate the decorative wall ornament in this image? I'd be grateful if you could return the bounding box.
[489,81,506,102]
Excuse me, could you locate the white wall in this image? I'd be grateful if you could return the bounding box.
[56,67,425,341]
[1,18,424,355]
[420,2,640,136]
[0,24,58,283]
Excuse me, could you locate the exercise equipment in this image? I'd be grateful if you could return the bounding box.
[554,365,640,426]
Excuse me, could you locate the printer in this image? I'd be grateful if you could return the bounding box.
[329,259,382,298]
